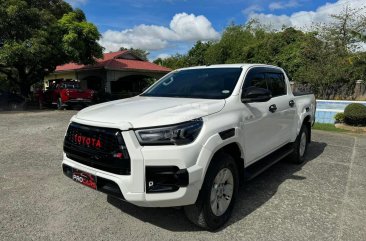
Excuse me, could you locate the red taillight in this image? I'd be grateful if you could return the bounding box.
[113,153,123,159]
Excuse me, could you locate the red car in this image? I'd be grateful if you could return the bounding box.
[42,81,95,109]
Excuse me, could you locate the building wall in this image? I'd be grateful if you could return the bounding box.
[354,80,366,100]
[77,70,107,90]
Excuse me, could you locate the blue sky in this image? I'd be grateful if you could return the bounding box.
[65,0,364,60]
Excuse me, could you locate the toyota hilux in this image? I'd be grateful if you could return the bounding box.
[62,64,316,230]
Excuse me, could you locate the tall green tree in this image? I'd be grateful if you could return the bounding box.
[186,41,212,66]
[155,7,366,99]
[298,6,366,98]
[320,6,366,54]
[0,0,103,96]
[153,54,188,69]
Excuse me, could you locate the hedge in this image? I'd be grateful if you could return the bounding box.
[344,103,366,126]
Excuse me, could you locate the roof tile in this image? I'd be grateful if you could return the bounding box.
[55,51,171,72]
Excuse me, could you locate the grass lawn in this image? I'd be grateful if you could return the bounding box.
[312,123,348,133]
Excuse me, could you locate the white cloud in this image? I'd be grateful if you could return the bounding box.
[65,0,87,7]
[155,53,171,59]
[352,42,366,52]
[242,4,263,16]
[269,0,300,11]
[169,13,219,41]
[99,13,220,52]
[248,0,366,31]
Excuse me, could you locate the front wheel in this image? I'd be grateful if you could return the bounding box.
[57,97,63,110]
[184,152,239,230]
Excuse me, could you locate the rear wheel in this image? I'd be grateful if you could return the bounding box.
[184,152,239,230]
[290,125,309,164]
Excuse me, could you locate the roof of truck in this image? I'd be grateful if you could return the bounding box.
[177,63,283,70]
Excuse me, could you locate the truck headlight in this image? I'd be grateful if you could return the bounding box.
[135,118,203,145]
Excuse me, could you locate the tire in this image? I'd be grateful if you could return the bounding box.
[184,152,239,230]
[57,97,63,110]
[290,125,309,164]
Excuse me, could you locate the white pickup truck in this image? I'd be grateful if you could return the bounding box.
[62,64,316,230]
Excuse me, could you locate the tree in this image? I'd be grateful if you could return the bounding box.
[300,6,366,98]
[155,9,366,99]
[0,0,103,96]
[186,41,212,66]
[119,47,149,61]
[319,6,366,54]
[153,54,188,70]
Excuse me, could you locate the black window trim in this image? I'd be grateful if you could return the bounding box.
[242,67,288,97]
[265,72,287,97]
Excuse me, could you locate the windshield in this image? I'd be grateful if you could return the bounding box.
[61,83,81,89]
[141,68,243,99]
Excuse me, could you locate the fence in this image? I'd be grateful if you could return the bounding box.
[290,80,366,100]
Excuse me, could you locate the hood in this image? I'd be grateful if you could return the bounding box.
[74,96,225,129]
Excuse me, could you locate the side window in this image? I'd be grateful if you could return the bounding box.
[243,71,267,90]
[266,73,286,97]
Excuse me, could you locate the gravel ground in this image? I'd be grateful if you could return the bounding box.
[1,110,366,241]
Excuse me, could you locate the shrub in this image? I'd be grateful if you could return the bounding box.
[334,112,345,123]
[344,103,366,126]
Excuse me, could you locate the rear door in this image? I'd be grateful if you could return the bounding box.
[265,71,295,146]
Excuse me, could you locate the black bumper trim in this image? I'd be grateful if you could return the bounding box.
[62,164,125,200]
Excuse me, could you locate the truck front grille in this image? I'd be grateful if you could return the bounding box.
[63,122,130,175]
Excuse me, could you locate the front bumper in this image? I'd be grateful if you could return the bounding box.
[62,130,205,207]
[63,99,92,106]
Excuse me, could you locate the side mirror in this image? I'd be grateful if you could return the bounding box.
[241,87,272,103]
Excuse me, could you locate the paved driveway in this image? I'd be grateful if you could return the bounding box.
[0,111,365,241]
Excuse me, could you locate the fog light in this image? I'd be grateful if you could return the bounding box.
[146,166,188,193]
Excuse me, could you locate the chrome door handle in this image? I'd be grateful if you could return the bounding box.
[289,100,295,107]
[269,104,277,113]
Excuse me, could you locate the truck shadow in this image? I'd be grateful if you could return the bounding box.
[107,141,327,232]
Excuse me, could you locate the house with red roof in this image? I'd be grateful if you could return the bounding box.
[44,50,171,97]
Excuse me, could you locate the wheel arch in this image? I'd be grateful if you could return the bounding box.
[302,115,312,143]
[200,141,244,188]
[215,142,245,185]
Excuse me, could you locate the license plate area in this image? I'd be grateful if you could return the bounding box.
[71,168,97,190]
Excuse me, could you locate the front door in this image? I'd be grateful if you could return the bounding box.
[240,67,294,165]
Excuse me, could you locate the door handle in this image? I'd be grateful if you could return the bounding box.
[289,100,295,107]
[269,104,277,113]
